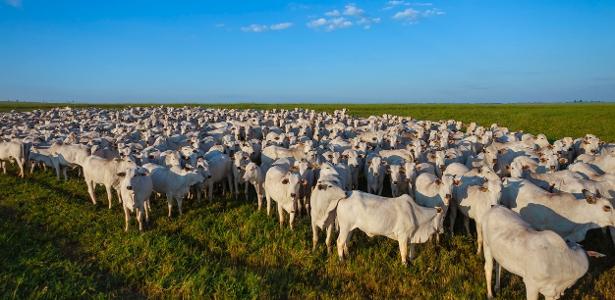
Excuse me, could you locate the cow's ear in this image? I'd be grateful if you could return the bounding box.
[282,178,289,184]
[479,186,488,192]
[435,206,443,213]
[522,165,529,170]
[117,172,126,177]
[435,179,442,185]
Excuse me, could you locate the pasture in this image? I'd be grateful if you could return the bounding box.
[1,103,615,299]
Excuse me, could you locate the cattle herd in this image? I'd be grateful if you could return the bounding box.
[1,106,615,299]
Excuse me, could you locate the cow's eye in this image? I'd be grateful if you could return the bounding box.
[604,206,612,212]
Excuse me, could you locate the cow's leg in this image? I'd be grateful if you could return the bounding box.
[494,261,501,293]
[234,178,239,198]
[227,175,234,196]
[144,200,151,222]
[1,161,6,174]
[266,191,272,216]
[63,166,68,180]
[53,162,61,180]
[208,182,214,201]
[476,222,483,255]
[609,227,615,247]
[256,185,263,210]
[336,226,350,261]
[86,180,97,204]
[105,185,113,209]
[483,243,494,299]
[123,206,130,232]
[325,222,334,254]
[409,243,417,260]
[448,201,457,234]
[344,231,353,256]
[523,281,539,300]
[137,208,144,232]
[166,194,173,218]
[398,236,408,265]
[17,162,24,178]
[464,215,471,235]
[116,188,122,204]
[30,162,36,174]
[277,203,285,229]
[289,211,296,231]
[311,222,319,251]
[177,196,183,216]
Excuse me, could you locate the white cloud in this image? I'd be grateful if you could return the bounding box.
[422,8,445,17]
[307,18,327,28]
[325,9,341,17]
[4,0,21,7]
[308,3,381,31]
[343,3,364,16]
[392,6,444,23]
[393,8,420,22]
[328,17,353,31]
[241,24,269,33]
[270,22,293,30]
[241,22,293,32]
[357,17,381,29]
[384,1,433,10]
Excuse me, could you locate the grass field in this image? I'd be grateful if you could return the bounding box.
[1,102,615,299]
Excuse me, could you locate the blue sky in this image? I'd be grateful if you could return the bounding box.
[1,0,614,103]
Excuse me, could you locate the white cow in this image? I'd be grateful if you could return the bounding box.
[118,166,152,232]
[242,162,265,209]
[0,140,27,178]
[28,147,62,179]
[264,159,302,229]
[335,191,446,265]
[310,179,347,253]
[144,163,205,217]
[82,156,136,208]
[482,206,604,300]
[366,156,385,195]
[455,178,502,254]
[501,178,615,242]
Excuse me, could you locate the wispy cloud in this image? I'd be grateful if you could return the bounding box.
[270,22,293,31]
[343,3,364,16]
[392,6,444,24]
[241,22,293,33]
[384,1,433,10]
[4,0,21,8]
[307,3,379,31]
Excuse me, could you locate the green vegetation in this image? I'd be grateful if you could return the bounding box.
[1,102,615,299]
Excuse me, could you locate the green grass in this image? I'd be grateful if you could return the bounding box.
[1,169,615,299]
[1,102,615,299]
[2,101,614,141]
